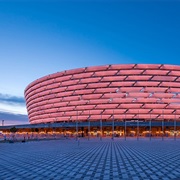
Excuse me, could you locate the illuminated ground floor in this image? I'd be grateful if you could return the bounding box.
[1,121,180,140]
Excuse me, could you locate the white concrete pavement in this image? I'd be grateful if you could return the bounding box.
[0,138,179,180]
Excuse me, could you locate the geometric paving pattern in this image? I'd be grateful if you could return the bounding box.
[0,138,180,179]
[25,64,180,124]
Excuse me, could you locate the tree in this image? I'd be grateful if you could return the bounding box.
[31,128,35,133]
[35,128,39,133]
[35,128,39,140]
[10,126,18,133]
[9,126,18,142]
[31,128,35,139]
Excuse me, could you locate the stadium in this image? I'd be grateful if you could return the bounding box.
[22,64,180,138]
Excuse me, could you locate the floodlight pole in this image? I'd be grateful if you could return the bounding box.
[162,119,164,141]
[76,111,78,141]
[124,114,126,141]
[112,111,114,141]
[53,118,56,139]
[174,112,176,141]
[100,113,102,141]
[137,111,139,141]
[88,119,90,140]
[149,114,152,141]
[88,111,90,141]
[162,110,164,141]
[137,120,139,141]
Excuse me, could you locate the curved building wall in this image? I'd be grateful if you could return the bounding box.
[24,64,180,124]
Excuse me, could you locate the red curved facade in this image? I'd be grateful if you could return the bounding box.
[24,64,180,124]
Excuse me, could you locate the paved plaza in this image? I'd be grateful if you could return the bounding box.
[0,138,180,180]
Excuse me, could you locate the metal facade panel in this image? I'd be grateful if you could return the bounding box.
[24,64,180,123]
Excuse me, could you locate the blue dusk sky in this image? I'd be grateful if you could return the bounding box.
[0,1,180,125]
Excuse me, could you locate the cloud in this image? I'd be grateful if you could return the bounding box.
[0,93,25,104]
[0,112,28,125]
[0,93,27,115]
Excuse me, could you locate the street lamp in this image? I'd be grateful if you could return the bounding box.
[124,113,126,141]
[174,111,177,141]
[112,110,114,141]
[2,120,4,126]
[88,110,90,141]
[100,112,102,141]
[132,98,139,140]
[108,98,114,140]
[137,110,139,141]
[76,111,78,141]
[162,110,164,141]
[149,113,152,141]
[52,118,56,139]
